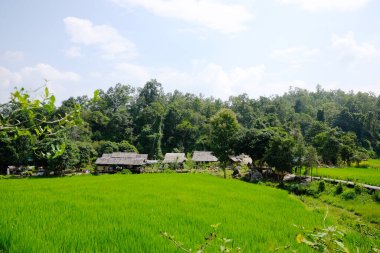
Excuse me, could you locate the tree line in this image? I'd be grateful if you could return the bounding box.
[1,80,380,175]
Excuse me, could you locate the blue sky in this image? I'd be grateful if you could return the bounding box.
[1,0,379,103]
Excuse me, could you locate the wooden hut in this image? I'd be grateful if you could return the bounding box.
[95,152,148,173]
[191,151,218,166]
[162,153,186,164]
[162,153,186,169]
[229,154,252,165]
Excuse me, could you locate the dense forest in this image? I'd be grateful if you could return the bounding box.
[1,79,380,174]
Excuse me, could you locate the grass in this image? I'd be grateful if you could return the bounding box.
[313,166,380,186]
[361,159,380,169]
[0,174,377,252]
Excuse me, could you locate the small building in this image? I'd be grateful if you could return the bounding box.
[95,152,148,174]
[162,153,186,169]
[229,154,252,166]
[162,153,186,164]
[192,151,218,164]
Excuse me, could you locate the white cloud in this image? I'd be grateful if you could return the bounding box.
[109,60,266,99]
[331,32,377,59]
[278,0,372,11]
[113,63,150,83]
[65,46,83,58]
[111,0,253,33]
[0,64,81,102]
[64,17,137,59]
[271,46,320,67]
[20,63,80,83]
[0,66,22,90]
[1,51,25,62]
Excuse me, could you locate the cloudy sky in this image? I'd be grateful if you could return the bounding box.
[1,0,379,103]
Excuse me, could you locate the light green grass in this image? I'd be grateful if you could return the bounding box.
[314,166,380,186]
[0,174,375,252]
[361,159,380,169]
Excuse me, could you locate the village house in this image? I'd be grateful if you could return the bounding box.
[162,153,187,169]
[95,152,148,174]
[191,151,218,168]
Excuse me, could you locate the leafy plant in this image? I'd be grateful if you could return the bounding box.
[341,190,356,200]
[318,181,326,193]
[335,183,344,195]
[295,206,349,253]
[373,191,380,203]
[161,224,241,253]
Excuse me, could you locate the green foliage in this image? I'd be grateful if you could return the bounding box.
[264,128,295,180]
[318,181,326,193]
[210,108,240,178]
[76,141,97,166]
[118,140,138,153]
[296,224,349,252]
[354,184,363,195]
[335,183,344,195]
[120,168,132,174]
[161,224,241,253]
[373,191,380,202]
[93,140,119,156]
[3,83,380,174]
[210,108,240,163]
[295,206,350,253]
[341,190,357,200]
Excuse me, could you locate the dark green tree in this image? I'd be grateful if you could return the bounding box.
[210,109,240,178]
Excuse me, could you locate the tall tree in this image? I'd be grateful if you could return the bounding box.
[210,109,240,178]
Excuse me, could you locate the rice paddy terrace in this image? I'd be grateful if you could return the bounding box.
[0,174,378,252]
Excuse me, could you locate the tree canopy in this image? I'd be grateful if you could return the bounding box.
[1,82,380,174]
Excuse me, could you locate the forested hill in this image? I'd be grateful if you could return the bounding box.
[1,79,380,171]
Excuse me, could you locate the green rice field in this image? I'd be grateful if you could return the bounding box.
[314,166,380,186]
[0,174,377,252]
[361,159,380,169]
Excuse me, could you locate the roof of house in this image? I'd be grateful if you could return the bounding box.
[162,153,187,163]
[229,154,252,165]
[191,151,218,162]
[96,152,148,166]
[104,152,148,160]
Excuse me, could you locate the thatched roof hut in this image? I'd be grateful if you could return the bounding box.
[162,153,186,164]
[229,154,252,165]
[192,151,218,162]
[104,152,148,160]
[95,152,148,166]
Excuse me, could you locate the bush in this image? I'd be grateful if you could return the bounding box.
[341,190,356,200]
[335,183,344,195]
[286,183,318,197]
[354,184,363,195]
[318,181,326,193]
[373,191,380,203]
[121,169,132,174]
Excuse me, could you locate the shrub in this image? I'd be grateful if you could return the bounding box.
[318,181,326,193]
[341,190,356,200]
[354,184,363,195]
[121,169,132,174]
[373,191,380,203]
[286,183,318,197]
[335,183,344,195]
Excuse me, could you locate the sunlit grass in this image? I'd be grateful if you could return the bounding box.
[314,166,380,186]
[361,159,380,169]
[0,174,376,252]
